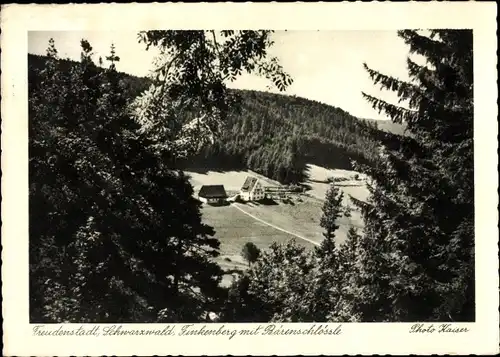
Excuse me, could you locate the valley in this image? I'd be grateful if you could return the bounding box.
[186,164,369,286]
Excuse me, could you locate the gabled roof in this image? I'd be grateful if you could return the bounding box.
[241,176,258,192]
[199,185,227,198]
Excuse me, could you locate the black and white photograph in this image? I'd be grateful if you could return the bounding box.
[2,2,498,356]
[27,27,476,324]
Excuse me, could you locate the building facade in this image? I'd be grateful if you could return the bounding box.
[239,176,265,201]
[198,185,228,205]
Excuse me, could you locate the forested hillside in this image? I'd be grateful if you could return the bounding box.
[185,90,383,183]
[29,53,402,184]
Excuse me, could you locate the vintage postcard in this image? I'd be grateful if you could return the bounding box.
[1,2,498,356]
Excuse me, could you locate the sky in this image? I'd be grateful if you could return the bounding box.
[28,30,415,121]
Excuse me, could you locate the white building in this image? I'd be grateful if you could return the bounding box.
[239,176,265,201]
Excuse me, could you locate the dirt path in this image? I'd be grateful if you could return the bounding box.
[232,203,320,247]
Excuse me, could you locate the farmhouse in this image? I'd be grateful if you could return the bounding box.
[198,185,228,205]
[239,176,265,201]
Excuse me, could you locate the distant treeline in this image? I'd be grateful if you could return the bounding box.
[28,53,403,184]
[28,54,151,99]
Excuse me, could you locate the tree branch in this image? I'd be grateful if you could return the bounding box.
[362,92,417,124]
[210,30,221,57]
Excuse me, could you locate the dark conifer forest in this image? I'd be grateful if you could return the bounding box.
[184,90,383,183]
[29,53,402,184]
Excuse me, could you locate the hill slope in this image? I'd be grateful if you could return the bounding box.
[363,118,407,136]
[29,53,404,184]
[184,90,400,183]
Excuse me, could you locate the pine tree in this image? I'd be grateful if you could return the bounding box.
[318,184,344,258]
[347,30,474,321]
[299,183,349,321]
[105,43,120,69]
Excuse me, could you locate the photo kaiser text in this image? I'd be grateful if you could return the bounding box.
[410,324,470,333]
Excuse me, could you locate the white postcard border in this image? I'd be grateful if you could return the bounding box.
[1,2,498,356]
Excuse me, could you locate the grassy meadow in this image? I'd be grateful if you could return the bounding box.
[185,165,369,286]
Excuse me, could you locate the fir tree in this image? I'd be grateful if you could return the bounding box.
[105,43,120,69]
[318,184,344,258]
[308,183,348,321]
[347,30,474,322]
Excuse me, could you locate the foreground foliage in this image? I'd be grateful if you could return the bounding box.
[348,29,474,322]
[222,30,474,323]
[131,30,293,161]
[221,183,354,322]
[29,40,224,322]
[29,32,291,323]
